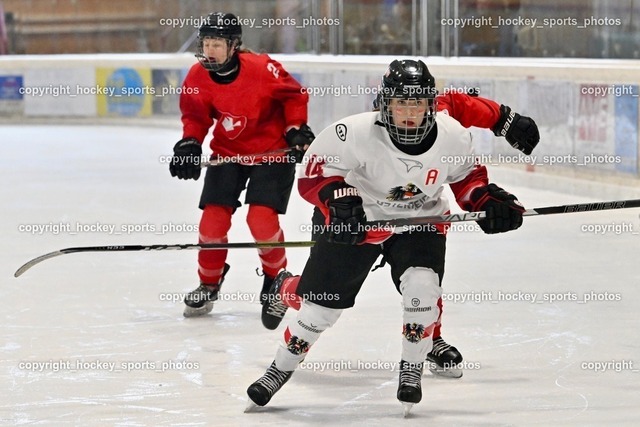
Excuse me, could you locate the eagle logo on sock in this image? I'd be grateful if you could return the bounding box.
[286,335,310,355]
[403,323,425,343]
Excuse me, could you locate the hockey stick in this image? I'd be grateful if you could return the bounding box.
[200,148,295,168]
[14,198,640,277]
[369,198,640,229]
[14,241,316,278]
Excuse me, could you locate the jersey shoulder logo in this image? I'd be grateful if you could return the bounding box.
[217,112,247,140]
[398,158,424,172]
[335,124,347,141]
[387,183,423,201]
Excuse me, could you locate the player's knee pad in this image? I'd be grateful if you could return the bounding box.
[285,300,343,349]
[246,205,281,240]
[199,205,232,243]
[399,267,442,360]
[289,300,343,341]
[399,267,442,329]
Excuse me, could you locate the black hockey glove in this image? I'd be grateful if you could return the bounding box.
[285,124,315,163]
[169,137,202,180]
[492,105,540,156]
[465,183,524,234]
[319,182,367,245]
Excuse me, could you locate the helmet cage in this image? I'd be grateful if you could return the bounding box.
[377,60,438,145]
[380,93,437,145]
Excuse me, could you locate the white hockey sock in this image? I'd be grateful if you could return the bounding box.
[275,300,343,371]
[399,267,443,363]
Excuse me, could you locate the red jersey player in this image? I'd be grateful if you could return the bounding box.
[169,12,314,317]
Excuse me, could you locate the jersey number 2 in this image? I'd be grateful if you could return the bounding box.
[267,63,280,79]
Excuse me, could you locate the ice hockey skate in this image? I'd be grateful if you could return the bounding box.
[426,336,464,378]
[183,264,230,317]
[397,360,423,417]
[259,273,275,305]
[261,270,293,330]
[245,360,293,411]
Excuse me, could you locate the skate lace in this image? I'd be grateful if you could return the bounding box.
[399,362,423,387]
[429,338,451,357]
[265,300,288,318]
[258,363,291,394]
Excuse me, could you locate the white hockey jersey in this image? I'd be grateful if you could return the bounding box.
[299,111,486,223]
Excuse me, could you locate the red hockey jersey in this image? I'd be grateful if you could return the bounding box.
[180,52,308,157]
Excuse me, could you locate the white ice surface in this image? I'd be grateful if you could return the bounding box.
[2,124,639,426]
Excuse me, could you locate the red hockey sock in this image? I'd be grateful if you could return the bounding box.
[280,275,302,310]
[433,297,443,338]
[197,205,233,284]
[246,205,286,277]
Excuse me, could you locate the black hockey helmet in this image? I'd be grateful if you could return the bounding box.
[377,59,437,145]
[196,12,242,72]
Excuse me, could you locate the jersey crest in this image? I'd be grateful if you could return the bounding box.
[217,112,247,140]
[387,183,423,201]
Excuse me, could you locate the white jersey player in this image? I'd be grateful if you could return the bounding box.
[247,59,525,415]
[305,110,477,224]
